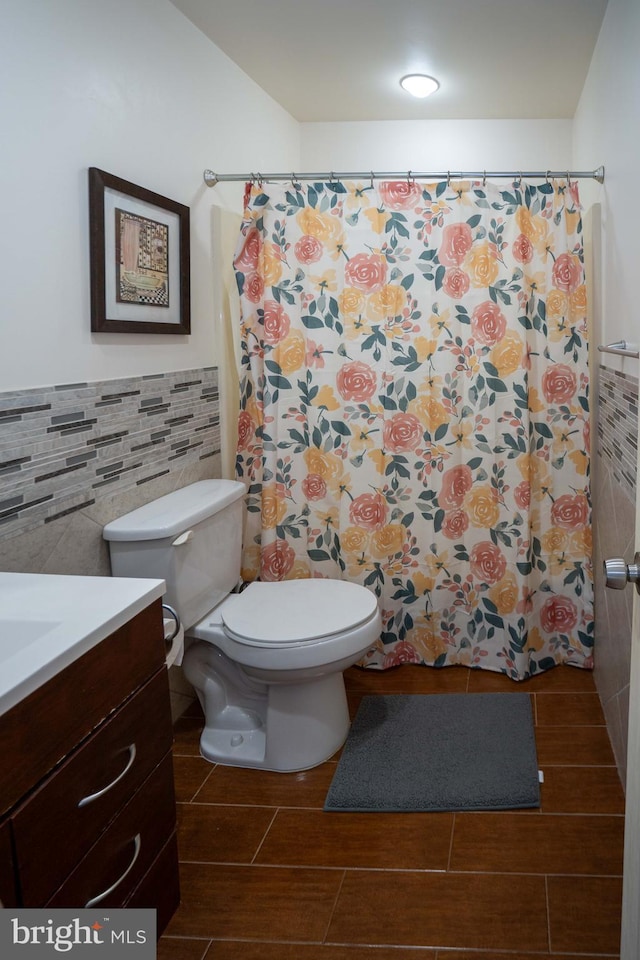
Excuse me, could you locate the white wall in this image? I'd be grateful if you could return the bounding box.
[572,0,640,786]
[301,119,573,172]
[574,0,640,364]
[0,0,300,391]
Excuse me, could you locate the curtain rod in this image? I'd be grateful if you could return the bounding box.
[203,165,605,186]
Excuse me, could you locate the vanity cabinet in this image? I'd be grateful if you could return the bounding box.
[0,598,179,934]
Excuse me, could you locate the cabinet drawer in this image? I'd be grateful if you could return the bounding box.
[125,832,180,938]
[14,669,174,906]
[46,752,176,910]
[0,599,165,817]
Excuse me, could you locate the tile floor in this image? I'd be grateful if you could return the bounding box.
[159,664,625,959]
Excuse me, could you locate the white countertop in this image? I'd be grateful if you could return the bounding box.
[0,572,166,716]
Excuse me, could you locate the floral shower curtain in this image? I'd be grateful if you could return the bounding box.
[233,177,593,680]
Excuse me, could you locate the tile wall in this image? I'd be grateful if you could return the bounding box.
[593,363,639,785]
[0,366,221,718]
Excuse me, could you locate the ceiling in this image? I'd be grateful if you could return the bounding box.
[169,0,608,122]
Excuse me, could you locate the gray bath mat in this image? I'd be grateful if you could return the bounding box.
[325,693,540,812]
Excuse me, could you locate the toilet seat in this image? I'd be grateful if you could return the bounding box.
[221,579,378,647]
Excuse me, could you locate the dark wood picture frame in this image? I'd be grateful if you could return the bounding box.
[89,167,190,335]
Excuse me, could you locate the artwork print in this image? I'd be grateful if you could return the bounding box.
[115,209,169,307]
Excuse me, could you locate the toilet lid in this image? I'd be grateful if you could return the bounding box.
[222,580,378,646]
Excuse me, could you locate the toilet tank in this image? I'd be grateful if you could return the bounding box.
[103,480,245,630]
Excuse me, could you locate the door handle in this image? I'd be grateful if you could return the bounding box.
[604,553,640,593]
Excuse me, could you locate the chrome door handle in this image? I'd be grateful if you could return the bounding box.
[604,553,640,593]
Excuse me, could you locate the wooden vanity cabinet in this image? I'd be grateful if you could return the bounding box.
[0,821,17,907]
[0,598,179,935]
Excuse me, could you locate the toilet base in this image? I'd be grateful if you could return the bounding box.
[198,670,351,772]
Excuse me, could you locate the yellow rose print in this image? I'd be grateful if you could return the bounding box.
[488,572,519,615]
[370,523,405,559]
[275,331,306,374]
[491,331,523,377]
[465,242,500,288]
[261,485,288,529]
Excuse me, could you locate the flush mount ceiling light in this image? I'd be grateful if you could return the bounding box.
[400,74,440,99]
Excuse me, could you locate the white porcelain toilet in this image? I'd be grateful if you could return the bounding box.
[103,480,381,772]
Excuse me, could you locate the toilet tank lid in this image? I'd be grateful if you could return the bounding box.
[103,480,245,541]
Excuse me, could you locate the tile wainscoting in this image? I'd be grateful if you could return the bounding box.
[0,366,221,719]
[594,364,639,785]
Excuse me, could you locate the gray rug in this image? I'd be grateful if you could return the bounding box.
[325,693,540,812]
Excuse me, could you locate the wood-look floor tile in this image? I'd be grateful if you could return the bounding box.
[535,725,615,765]
[548,875,622,954]
[344,664,469,696]
[173,715,206,757]
[157,937,210,960]
[541,765,625,814]
[450,812,624,876]
[255,808,453,870]
[172,756,214,803]
[165,863,343,940]
[535,692,605,726]
[204,943,437,959]
[176,803,275,863]
[194,760,337,808]
[327,870,549,951]
[467,665,595,694]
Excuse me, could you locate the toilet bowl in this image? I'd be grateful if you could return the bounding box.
[103,480,381,772]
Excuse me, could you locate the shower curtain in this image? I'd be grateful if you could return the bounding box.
[233,176,593,680]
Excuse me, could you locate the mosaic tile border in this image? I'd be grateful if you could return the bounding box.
[597,364,638,503]
[0,367,220,540]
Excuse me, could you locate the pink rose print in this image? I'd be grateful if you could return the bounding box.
[244,272,265,304]
[349,493,388,530]
[469,541,507,585]
[541,364,577,404]
[378,181,423,210]
[234,227,262,271]
[260,540,296,581]
[440,464,473,509]
[512,233,534,264]
[471,301,507,346]
[439,223,473,266]
[552,253,582,294]
[294,235,323,264]
[344,253,387,292]
[302,474,327,501]
[383,413,423,453]
[540,595,578,634]
[336,361,377,402]
[551,494,588,529]
[442,509,469,541]
[237,411,254,450]
[442,267,471,300]
[262,300,290,345]
[514,481,531,510]
[383,641,421,667]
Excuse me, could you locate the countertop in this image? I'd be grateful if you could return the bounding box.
[0,572,165,716]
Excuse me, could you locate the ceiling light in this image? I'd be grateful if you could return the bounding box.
[400,74,439,99]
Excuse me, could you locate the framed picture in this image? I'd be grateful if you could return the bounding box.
[89,167,190,334]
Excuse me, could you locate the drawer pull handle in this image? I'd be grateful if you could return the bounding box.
[78,744,137,808]
[84,834,141,908]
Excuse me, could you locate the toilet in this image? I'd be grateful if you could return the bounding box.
[103,479,381,772]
